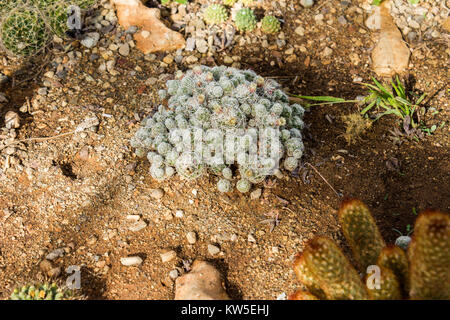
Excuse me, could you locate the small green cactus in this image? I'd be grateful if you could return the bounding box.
[203,4,229,25]
[261,15,281,34]
[291,199,450,300]
[10,283,71,300]
[409,210,450,300]
[377,246,410,295]
[234,8,257,32]
[365,266,402,300]
[338,198,386,271]
[217,179,231,193]
[303,237,370,300]
[0,6,48,56]
[236,179,251,193]
[0,0,96,56]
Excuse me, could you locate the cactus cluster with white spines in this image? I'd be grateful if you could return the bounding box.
[131,66,305,193]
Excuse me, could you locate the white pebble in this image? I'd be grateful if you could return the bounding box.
[160,250,177,263]
[186,232,197,244]
[208,244,220,256]
[120,256,143,266]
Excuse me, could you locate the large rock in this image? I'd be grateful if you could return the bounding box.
[111,0,185,54]
[371,1,410,77]
[175,260,230,300]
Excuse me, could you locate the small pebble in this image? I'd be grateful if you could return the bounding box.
[250,188,262,200]
[300,0,314,8]
[160,250,177,263]
[169,269,179,279]
[120,256,143,266]
[175,210,184,218]
[128,220,147,232]
[186,232,197,244]
[46,248,65,261]
[5,111,20,129]
[150,188,164,199]
[208,244,220,256]
[119,43,130,56]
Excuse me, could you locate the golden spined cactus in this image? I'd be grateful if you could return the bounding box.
[300,237,369,300]
[338,198,386,271]
[288,290,319,300]
[409,210,450,300]
[292,199,449,300]
[377,246,409,295]
[365,266,402,300]
[293,254,326,299]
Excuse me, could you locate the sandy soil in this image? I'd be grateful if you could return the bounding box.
[0,0,448,299]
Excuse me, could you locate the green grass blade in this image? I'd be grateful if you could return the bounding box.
[361,100,376,115]
[395,76,406,97]
[293,95,349,103]
[372,77,394,98]
[391,80,403,97]
[416,93,427,105]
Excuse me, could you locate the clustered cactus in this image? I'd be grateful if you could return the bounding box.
[291,198,450,300]
[10,283,73,300]
[261,15,281,34]
[0,0,95,56]
[203,4,229,25]
[203,3,281,34]
[131,65,305,193]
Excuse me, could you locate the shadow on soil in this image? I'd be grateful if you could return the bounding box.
[0,53,49,128]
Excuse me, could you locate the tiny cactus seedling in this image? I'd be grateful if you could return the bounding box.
[203,4,229,25]
[234,8,257,32]
[291,199,449,300]
[217,178,231,193]
[261,15,281,34]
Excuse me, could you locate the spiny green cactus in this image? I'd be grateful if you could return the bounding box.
[298,237,369,300]
[338,198,386,271]
[234,8,256,32]
[10,283,72,300]
[291,199,450,300]
[0,0,95,56]
[203,4,229,25]
[293,253,326,299]
[0,6,48,56]
[409,210,450,300]
[365,266,402,300]
[377,246,410,295]
[261,15,281,34]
